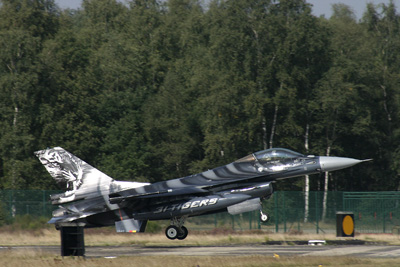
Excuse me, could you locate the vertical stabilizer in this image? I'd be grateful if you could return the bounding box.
[35,147,113,204]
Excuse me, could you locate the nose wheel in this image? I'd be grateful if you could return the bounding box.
[260,210,269,222]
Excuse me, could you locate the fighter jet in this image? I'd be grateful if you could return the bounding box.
[35,147,368,240]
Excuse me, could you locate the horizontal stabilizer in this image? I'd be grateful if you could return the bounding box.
[115,218,147,233]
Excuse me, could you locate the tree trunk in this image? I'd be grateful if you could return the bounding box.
[269,104,278,148]
[304,123,310,223]
[262,117,267,150]
[322,146,331,221]
[12,106,18,217]
[12,106,18,190]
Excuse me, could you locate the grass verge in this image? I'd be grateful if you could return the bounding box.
[0,251,399,267]
[1,227,400,246]
[1,228,400,266]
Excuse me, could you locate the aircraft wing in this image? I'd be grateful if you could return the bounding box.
[109,186,209,204]
[109,174,270,205]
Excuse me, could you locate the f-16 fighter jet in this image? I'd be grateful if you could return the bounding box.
[35,147,368,240]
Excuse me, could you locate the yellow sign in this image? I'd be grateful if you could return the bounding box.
[342,215,354,236]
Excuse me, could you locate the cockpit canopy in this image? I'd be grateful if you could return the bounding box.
[254,148,304,163]
[236,148,304,163]
[235,148,305,171]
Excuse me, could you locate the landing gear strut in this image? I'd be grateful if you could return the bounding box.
[165,217,188,240]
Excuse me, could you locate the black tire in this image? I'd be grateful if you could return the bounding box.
[165,225,179,240]
[177,226,188,240]
[260,213,269,222]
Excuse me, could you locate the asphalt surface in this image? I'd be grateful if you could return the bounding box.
[2,244,400,258]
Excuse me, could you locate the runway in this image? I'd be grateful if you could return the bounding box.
[2,244,400,258]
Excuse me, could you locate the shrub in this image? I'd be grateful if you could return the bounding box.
[11,215,50,231]
[146,221,162,233]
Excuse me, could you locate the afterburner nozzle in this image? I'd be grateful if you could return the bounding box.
[319,156,370,172]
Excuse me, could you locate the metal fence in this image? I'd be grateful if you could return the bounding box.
[1,190,400,234]
[0,190,61,222]
[343,192,400,234]
[187,191,344,234]
[188,191,400,234]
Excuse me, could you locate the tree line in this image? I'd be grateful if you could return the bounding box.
[0,0,399,192]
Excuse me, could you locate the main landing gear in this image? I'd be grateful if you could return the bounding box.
[165,211,269,240]
[165,217,188,240]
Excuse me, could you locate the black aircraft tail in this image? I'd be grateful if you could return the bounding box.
[35,147,114,204]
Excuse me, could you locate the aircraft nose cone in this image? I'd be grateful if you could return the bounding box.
[319,156,364,172]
